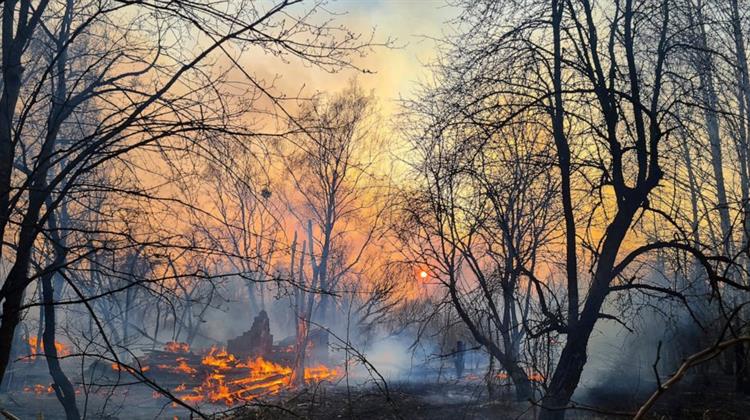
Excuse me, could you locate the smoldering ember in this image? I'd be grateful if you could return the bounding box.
[4,1,750,420]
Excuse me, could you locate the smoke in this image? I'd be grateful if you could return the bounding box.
[576,280,708,408]
[577,314,662,402]
[356,336,416,379]
[342,333,437,384]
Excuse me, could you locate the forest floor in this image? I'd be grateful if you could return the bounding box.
[225,376,750,420]
[2,373,750,419]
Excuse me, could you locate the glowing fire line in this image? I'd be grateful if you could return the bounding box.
[177,348,339,405]
[107,343,339,406]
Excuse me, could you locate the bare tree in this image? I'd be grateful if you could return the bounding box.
[399,83,561,399]
[282,82,384,325]
[281,82,387,384]
[0,0,383,415]
[410,0,750,418]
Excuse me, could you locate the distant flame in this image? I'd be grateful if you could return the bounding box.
[164,341,191,353]
[23,384,54,395]
[528,371,545,382]
[493,370,545,382]
[27,337,70,358]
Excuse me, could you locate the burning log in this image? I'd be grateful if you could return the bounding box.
[168,354,338,406]
[228,373,289,400]
[135,342,203,381]
[101,333,339,407]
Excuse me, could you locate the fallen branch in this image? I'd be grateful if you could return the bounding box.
[0,409,20,420]
[634,336,750,420]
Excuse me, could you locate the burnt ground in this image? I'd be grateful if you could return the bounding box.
[582,373,750,420]
[224,381,552,420]
[2,373,750,419]
[226,376,750,420]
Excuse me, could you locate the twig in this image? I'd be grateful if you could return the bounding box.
[652,341,662,389]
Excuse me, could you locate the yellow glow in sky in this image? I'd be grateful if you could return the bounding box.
[255,0,456,117]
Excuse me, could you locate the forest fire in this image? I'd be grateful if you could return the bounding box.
[164,341,191,353]
[26,337,70,358]
[7,0,750,418]
[121,342,340,406]
[201,346,238,371]
[23,384,54,395]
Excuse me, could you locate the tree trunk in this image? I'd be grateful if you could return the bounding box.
[448,281,533,401]
[730,0,750,392]
[540,207,638,419]
[0,249,35,381]
[42,271,80,420]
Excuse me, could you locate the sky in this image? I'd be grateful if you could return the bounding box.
[285,0,457,115]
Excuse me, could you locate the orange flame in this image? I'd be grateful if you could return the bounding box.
[156,357,197,375]
[304,365,338,381]
[27,337,69,357]
[111,362,150,372]
[200,346,238,371]
[164,341,190,353]
[23,384,54,395]
[492,370,545,382]
[528,371,545,382]
[154,348,339,406]
[495,372,509,380]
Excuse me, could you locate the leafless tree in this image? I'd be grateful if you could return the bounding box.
[398,81,561,399]
[0,0,383,416]
[408,0,750,417]
[280,82,389,384]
